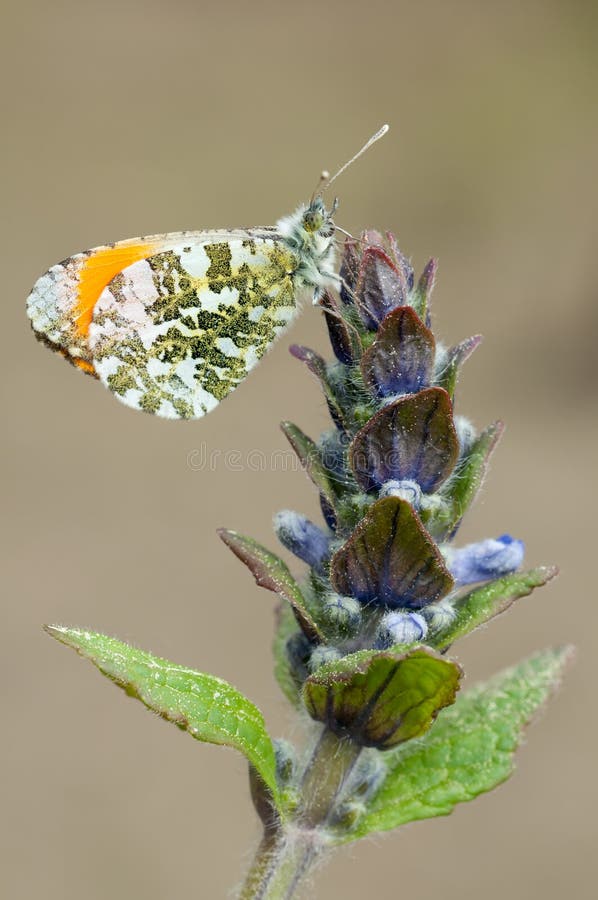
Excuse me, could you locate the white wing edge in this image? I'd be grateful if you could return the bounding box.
[80,226,282,258]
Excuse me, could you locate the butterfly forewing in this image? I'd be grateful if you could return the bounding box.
[86,234,299,419]
[27,196,339,419]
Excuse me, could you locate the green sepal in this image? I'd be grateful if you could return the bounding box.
[430,566,558,651]
[218,529,323,643]
[337,646,573,842]
[425,421,504,539]
[303,646,461,749]
[281,421,341,513]
[435,335,483,399]
[410,257,437,320]
[45,625,285,814]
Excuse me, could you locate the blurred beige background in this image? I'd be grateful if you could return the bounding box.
[2,0,597,897]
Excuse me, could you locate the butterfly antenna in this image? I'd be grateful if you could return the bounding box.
[310,170,331,202]
[334,224,356,239]
[319,124,389,196]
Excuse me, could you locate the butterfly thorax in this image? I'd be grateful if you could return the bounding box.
[276,197,337,299]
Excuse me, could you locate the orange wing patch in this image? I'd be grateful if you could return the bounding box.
[74,242,154,338]
[72,357,96,375]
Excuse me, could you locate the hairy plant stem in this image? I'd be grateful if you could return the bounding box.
[239,728,362,899]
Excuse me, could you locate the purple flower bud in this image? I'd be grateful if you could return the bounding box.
[379,479,422,508]
[444,535,525,585]
[375,611,428,649]
[274,510,331,572]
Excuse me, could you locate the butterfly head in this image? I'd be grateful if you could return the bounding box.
[276,197,338,297]
[301,196,336,236]
[276,126,389,299]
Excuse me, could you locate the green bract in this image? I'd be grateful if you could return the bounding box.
[429,566,559,651]
[303,646,462,749]
[217,529,323,643]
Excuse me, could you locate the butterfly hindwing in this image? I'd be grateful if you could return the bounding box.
[89,235,300,419]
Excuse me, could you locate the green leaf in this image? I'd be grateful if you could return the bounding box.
[339,646,573,842]
[218,529,323,643]
[45,625,284,812]
[303,646,461,749]
[430,566,558,651]
[273,601,302,707]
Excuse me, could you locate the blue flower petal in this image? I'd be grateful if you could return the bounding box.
[446,535,525,585]
[274,510,331,572]
[375,611,428,649]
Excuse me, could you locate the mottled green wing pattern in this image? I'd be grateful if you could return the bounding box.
[89,237,299,419]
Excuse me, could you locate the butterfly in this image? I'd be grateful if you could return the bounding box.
[26,126,388,420]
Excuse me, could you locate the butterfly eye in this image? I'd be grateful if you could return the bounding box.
[303,209,325,233]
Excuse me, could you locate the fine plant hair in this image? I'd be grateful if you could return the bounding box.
[45,224,571,899]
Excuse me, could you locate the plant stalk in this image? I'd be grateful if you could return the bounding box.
[239,728,362,899]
